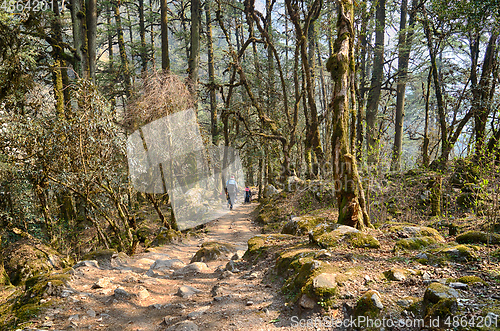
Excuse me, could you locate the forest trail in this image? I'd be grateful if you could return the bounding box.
[33,202,297,331]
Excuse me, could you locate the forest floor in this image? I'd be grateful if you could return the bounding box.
[13,186,500,331]
[21,202,316,331]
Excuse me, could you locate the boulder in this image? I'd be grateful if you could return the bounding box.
[281,215,327,236]
[394,236,442,251]
[384,268,410,281]
[441,245,479,262]
[176,285,201,298]
[190,241,237,263]
[263,184,278,198]
[154,229,182,246]
[172,262,209,277]
[287,176,305,192]
[3,239,70,286]
[148,259,186,272]
[423,283,459,318]
[456,231,500,245]
[310,224,380,249]
[353,290,384,320]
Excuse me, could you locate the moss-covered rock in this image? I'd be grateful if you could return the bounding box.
[394,236,442,251]
[388,224,445,242]
[136,226,154,245]
[441,245,479,262]
[190,241,237,263]
[0,269,72,328]
[281,259,339,308]
[353,290,384,329]
[448,275,486,286]
[384,268,413,281]
[244,234,295,260]
[154,229,182,246]
[276,247,317,274]
[423,282,459,320]
[3,239,70,286]
[456,231,500,245]
[281,216,327,236]
[310,224,380,249]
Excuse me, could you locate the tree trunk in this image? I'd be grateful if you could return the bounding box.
[139,0,147,74]
[472,31,499,159]
[391,0,417,171]
[422,12,449,166]
[327,0,371,230]
[188,0,200,100]
[365,0,385,165]
[160,0,170,71]
[206,4,217,145]
[114,0,132,98]
[70,0,88,79]
[86,0,97,83]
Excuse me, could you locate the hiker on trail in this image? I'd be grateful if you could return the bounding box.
[225,175,238,210]
[244,186,252,204]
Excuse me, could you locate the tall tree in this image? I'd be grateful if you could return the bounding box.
[328,0,371,230]
[113,0,132,98]
[161,0,170,71]
[86,0,97,82]
[365,0,385,165]
[286,0,324,178]
[206,3,217,144]
[188,0,200,99]
[391,0,418,170]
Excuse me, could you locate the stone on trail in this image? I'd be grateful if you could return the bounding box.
[165,320,199,331]
[73,260,100,269]
[137,286,150,299]
[176,285,201,298]
[114,287,134,300]
[298,294,316,309]
[225,260,239,273]
[148,259,186,275]
[91,277,112,289]
[231,250,246,260]
[172,262,209,277]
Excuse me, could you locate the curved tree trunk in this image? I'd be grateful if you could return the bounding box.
[327,0,371,230]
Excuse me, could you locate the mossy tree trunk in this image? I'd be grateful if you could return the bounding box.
[365,0,385,166]
[327,0,371,230]
[160,0,170,71]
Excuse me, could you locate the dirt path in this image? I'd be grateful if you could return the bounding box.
[33,203,299,331]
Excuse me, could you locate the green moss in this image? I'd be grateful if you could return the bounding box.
[281,216,326,236]
[345,232,380,248]
[456,231,500,245]
[82,248,117,261]
[394,236,440,251]
[388,225,444,241]
[154,229,181,246]
[353,290,383,322]
[0,270,71,328]
[425,297,458,318]
[244,234,295,260]
[190,241,236,263]
[276,247,317,274]
[456,275,486,285]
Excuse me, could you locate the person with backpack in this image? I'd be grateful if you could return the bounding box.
[225,175,238,210]
[244,186,252,203]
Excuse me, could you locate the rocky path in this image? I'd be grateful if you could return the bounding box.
[32,203,298,331]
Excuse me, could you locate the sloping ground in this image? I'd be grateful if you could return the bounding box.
[4,171,500,331]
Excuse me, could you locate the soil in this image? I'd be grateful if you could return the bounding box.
[23,202,314,331]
